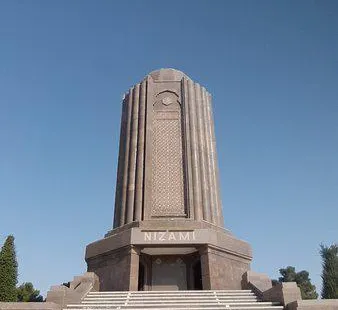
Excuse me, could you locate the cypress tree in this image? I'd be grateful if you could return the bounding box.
[0,235,18,301]
[320,243,338,299]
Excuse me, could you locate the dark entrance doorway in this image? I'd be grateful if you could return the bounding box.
[138,262,145,291]
[192,259,203,290]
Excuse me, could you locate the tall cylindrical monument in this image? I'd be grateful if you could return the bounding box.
[86,69,252,292]
[113,69,223,228]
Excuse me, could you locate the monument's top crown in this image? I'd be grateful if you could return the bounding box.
[147,68,190,81]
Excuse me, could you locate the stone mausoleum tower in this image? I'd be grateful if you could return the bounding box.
[85,69,252,291]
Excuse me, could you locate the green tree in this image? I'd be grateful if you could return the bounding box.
[278,266,318,299]
[0,235,18,301]
[320,243,338,299]
[16,282,43,302]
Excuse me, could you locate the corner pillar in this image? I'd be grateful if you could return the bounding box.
[199,245,251,290]
[129,246,140,291]
[199,246,211,290]
[86,245,140,291]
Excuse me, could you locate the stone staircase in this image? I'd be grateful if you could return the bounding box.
[65,290,284,310]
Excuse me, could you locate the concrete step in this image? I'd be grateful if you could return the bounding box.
[83,297,259,302]
[68,303,282,309]
[88,291,253,296]
[67,304,284,310]
[86,293,255,298]
[65,290,283,310]
[88,290,253,294]
[82,297,260,302]
[84,296,258,300]
[70,302,280,306]
[85,293,256,298]
[86,294,255,297]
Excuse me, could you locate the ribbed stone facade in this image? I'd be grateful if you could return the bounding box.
[86,69,252,292]
[113,69,224,228]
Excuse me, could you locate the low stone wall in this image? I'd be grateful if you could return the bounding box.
[242,271,338,310]
[0,302,60,310]
[46,272,99,308]
[287,299,338,310]
[242,270,273,297]
[263,282,302,306]
[0,272,97,310]
[242,271,302,307]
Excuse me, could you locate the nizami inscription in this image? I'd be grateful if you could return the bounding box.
[143,231,196,242]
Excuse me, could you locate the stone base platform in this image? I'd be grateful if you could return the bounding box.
[85,220,252,291]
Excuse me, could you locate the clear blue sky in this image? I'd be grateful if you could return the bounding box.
[0,0,337,297]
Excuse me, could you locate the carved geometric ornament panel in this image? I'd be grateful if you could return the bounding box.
[151,92,186,217]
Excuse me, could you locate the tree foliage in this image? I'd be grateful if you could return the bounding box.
[320,243,338,299]
[278,266,318,299]
[0,235,18,301]
[16,282,43,302]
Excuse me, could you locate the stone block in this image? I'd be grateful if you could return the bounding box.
[86,245,139,291]
[201,246,250,290]
[46,272,98,307]
[0,303,60,310]
[263,282,302,306]
[242,270,273,293]
[287,299,338,310]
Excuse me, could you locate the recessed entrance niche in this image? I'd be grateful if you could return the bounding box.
[137,253,203,291]
[151,256,187,291]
